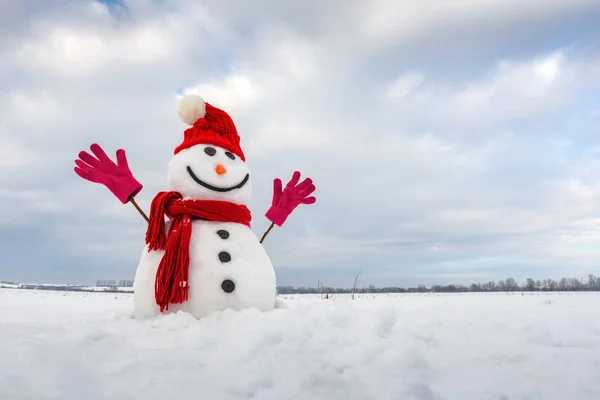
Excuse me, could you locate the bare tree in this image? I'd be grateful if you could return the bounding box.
[587,274,597,291]
[535,280,543,290]
[559,277,568,291]
[351,270,362,300]
[317,280,332,299]
[505,277,518,291]
[525,278,536,291]
[497,280,506,291]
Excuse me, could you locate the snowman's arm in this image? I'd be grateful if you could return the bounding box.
[129,196,149,222]
[259,222,275,244]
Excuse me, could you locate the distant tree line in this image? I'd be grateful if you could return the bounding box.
[95,280,134,287]
[277,274,600,294]
[1,282,132,293]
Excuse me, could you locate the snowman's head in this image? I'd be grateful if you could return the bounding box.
[167,143,251,204]
[167,95,251,205]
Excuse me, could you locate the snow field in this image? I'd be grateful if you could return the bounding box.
[0,289,599,400]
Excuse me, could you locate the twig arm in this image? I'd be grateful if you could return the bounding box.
[129,196,149,222]
[260,222,275,244]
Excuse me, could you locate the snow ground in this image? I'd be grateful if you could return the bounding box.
[1,289,599,400]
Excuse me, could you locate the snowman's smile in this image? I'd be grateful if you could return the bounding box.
[186,166,249,192]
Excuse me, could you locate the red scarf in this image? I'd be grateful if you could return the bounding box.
[145,191,252,312]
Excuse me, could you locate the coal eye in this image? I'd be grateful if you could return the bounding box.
[225,151,235,160]
[204,147,216,156]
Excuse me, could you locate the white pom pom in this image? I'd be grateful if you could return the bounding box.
[177,94,206,125]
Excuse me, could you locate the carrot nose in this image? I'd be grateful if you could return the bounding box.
[215,164,227,175]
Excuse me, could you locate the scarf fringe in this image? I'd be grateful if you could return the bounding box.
[154,215,191,311]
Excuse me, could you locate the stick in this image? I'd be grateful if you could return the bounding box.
[260,222,275,244]
[129,197,149,222]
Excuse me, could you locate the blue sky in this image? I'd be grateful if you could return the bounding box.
[2,0,600,288]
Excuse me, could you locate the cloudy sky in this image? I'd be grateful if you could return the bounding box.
[2,0,600,288]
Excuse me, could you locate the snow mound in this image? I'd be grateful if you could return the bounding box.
[1,289,599,400]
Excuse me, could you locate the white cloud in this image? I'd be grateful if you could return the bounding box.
[384,49,600,127]
[4,90,70,127]
[182,75,263,112]
[359,0,600,42]
[0,139,39,171]
[386,72,424,99]
[269,37,322,81]
[0,189,68,227]
[11,22,181,77]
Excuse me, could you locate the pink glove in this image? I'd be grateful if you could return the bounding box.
[73,143,143,204]
[265,171,316,227]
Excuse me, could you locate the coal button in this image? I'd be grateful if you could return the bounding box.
[219,252,231,262]
[221,279,235,293]
[217,230,229,239]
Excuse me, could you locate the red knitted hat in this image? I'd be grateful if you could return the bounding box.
[174,95,245,161]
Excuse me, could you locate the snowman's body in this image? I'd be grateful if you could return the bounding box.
[132,102,278,319]
[133,220,276,319]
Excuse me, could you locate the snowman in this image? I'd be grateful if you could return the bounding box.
[73,94,316,319]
